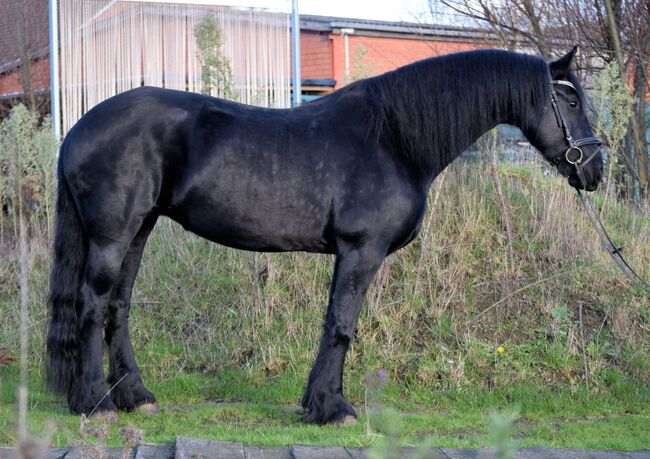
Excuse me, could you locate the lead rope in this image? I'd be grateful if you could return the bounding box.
[574,163,650,293]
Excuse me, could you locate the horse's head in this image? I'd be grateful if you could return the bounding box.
[529,47,603,191]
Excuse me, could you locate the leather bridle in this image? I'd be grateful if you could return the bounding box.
[547,78,649,293]
[547,79,602,168]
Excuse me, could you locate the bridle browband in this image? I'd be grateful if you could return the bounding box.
[547,78,649,293]
[548,79,602,167]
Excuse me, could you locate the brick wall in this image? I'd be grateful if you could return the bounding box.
[330,34,483,89]
[0,57,50,96]
[301,30,333,80]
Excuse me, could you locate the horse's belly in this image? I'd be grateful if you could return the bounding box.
[166,192,334,253]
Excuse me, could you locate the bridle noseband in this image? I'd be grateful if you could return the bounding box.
[548,79,602,168]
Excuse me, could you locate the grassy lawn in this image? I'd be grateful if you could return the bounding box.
[1,364,649,450]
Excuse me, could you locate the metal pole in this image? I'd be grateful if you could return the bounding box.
[291,0,301,106]
[341,28,354,83]
[49,0,61,141]
[344,33,349,82]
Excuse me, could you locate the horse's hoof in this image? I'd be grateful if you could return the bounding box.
[335,415,357,426]
[137,403,160,415]
[90,410,118,422]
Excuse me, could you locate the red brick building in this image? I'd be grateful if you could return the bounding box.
[299,15,488,97]
[0,0,50,116]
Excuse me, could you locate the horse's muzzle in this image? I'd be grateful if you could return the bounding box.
[568,161,602,191]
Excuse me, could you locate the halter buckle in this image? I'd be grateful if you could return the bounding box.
[565,146,583,165]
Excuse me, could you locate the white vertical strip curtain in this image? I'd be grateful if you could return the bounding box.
[58,1,291,135]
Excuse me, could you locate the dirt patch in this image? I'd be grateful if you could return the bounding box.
[0,350,18,366]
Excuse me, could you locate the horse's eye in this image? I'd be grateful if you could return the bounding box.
[569,101,578,108]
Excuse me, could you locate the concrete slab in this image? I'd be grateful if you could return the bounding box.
[520,449,646,459]
[176,436,244,459]
[64,446,131,458]
[0,446,68,459]
[441,448,491,458]
[135,443,175,459]
[621,452,650,459]
[344,446,366,459]
[244,445,293,459]
[292,444,352,459]
[2,439,648,458]
[0,448,16,459]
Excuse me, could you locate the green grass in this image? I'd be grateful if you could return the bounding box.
[1,364,649,449]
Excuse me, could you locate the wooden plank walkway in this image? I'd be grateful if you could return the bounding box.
[1,437,649,458]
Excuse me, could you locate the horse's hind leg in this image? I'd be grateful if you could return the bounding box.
[302,240,386,424]
[68,240,131,418]
[105,214,158,413]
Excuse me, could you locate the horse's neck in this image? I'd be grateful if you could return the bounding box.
[372,52,545,179]
[428,97,508,178]
[427,81,538,179]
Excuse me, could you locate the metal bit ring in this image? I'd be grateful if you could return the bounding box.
[565,146,584,165]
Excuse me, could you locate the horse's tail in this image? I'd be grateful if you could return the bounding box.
[46,146,87,394]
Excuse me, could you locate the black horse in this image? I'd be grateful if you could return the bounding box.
[46,47,603,424]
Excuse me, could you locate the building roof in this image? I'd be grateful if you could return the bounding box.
[0,0,49,74]
[300,14,496,42]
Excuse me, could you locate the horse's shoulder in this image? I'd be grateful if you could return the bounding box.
[193,99,241,130]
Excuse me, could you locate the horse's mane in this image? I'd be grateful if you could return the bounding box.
[363,49,551,174]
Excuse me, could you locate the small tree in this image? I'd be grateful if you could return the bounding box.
[591,61,633,205]
[194,15,238,101]
[350,44,376,82]
[0,104,58,241]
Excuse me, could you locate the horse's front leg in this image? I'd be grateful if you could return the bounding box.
[302,240,386,424]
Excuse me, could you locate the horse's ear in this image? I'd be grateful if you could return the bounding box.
[550,46,578,78]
